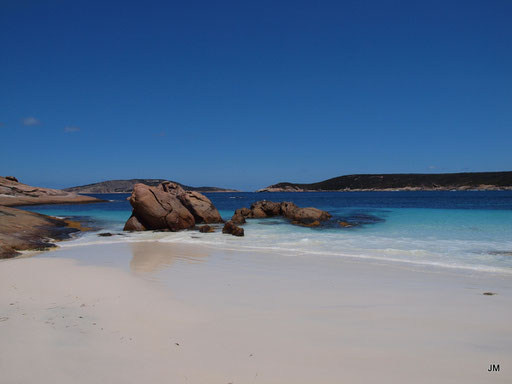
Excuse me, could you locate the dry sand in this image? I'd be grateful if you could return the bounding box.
[1,242,511,383]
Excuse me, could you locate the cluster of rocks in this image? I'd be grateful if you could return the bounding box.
[230,200,332,227]
[123,182,332,237]
[216,200,332,237]
[1,179,334,257]
[124,182,224,231]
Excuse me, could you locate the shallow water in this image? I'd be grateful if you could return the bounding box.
[21,191,512,274]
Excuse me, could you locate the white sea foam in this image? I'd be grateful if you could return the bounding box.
[57,221,512,275]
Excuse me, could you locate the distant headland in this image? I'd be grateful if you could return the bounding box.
[257,172,512,192]
[64,179,239,193]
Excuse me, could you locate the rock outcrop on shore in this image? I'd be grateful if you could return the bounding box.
[0,176,104,206]
[123,182,224,231]
[0,177,105,257]
[230,201,332,227]
[0,206,82,258]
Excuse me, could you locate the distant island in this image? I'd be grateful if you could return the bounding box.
[257,172,512,192]
[64,179,239,194]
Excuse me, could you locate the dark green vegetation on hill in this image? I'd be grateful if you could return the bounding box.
[259,172,512,192]
[64,179,238,193]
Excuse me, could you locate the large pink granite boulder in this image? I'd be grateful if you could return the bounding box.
[123,181,223,231]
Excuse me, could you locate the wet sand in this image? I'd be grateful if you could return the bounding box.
[1,242,511,383]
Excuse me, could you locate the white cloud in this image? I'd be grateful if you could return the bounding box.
[428,165,437,170]
[22,117,40,126]
[64,126,81,133]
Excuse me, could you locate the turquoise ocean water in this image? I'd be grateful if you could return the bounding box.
[21,191,512,274]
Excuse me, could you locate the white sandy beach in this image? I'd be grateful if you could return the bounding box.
[1,242,511,383]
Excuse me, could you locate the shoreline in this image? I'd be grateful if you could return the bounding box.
[51,232,512,277]
[1,242,511,383]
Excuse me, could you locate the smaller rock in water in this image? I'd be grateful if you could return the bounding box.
[292,220,320,227]
[231,209,247,224]
[483,292,497,296]
[338,221,353,228]
[124,215,146,231]
[199,225,215,233]
[222,221,244,237]
[98,232,114,237]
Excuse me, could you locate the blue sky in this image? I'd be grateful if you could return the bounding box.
[1,0,511,191]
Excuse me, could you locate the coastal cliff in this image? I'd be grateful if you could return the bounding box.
[257,172,512,192]
[64,179,238,193]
